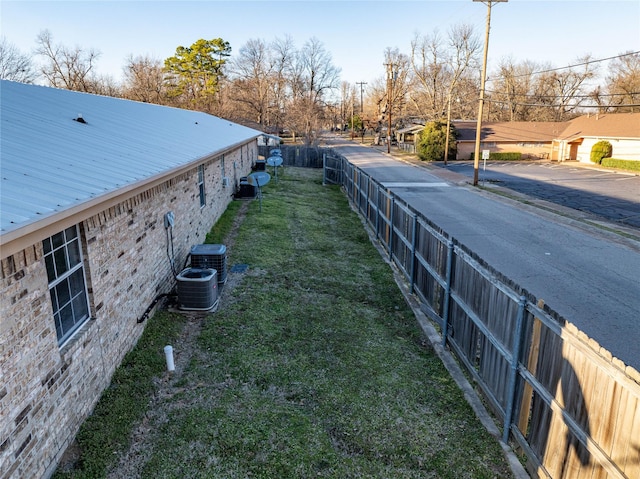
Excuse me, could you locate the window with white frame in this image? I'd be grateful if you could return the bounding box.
[198,164,206,207]
[43,225,90,346]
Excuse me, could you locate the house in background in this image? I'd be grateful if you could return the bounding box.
[396,124,424,153]
[454,120,568,160]
[551,112,640,162]
[402,112,640,162]
[453,113,640,162]
[0,80,264,478]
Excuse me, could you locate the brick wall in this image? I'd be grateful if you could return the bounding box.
[0,141,256,478]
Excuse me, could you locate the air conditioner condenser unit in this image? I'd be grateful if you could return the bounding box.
[176,268,219,311]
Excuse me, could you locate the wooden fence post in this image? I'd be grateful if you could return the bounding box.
[322,152,326,185]
[517,299,545,434]
[504,295,528,443]
[441,240,455,348]
[388,197,395,261]
[410,214,417,294]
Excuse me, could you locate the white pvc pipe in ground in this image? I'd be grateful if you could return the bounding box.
[164,345,175,372]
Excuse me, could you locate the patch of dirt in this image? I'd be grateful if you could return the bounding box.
[105,201,252,478]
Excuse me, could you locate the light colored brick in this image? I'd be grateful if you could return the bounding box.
[0,143,256,479]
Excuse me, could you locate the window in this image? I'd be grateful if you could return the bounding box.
[198,164,206,207]
[43,226,90,346]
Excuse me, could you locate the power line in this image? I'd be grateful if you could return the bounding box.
[485,98,640,109]
[484,90,640,99]
[487,50,640,81]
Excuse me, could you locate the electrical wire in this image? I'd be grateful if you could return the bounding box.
[484,90,640,99]
[484,97,640,109]
[487,51,640,81]
[166,225,178,277]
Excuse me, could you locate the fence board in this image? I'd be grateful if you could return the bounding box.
[621,402,640,478]
[518,300,544,433]
[613,389,639,477]
[480,338,511,408]
[327,152,640,479]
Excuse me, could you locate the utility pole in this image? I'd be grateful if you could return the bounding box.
[385,63,394,154]
[356,81,367,113]
[444,93,453,166]
[356,81,367,144]
[472,0,507,186]
[351,90,355,140]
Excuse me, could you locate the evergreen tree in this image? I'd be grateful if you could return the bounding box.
[417,121,456,161]
[164,38,231,112]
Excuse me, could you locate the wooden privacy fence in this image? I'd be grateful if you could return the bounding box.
[258,145,324,168]
[326,153,640,479]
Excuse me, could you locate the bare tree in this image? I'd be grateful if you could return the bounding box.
[488,55,598,121]
[383,47,411,125]
[444,24,480,118]
[122,55,166,104]
[603,51,640,112]
[340,81,354,130]
[269,36,296,132]
[409,24,479,122]
[547,55,598,120]
[410,30,445,119]
[225,36,296,131]
[491,58,542,121]
[35,30,102,92]
[228,39,272,125]
[298,37,340,104]
[363,76,387,128]
[0,37,37,83]
[286,37,340,144]
[92,74,122,97]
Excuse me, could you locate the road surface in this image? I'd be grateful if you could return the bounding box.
[324,136,640,371]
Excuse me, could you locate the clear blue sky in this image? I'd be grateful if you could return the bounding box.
[2,0,639,88]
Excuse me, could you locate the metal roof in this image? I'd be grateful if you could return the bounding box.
[0,80,263,238]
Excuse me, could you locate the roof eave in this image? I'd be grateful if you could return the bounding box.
[0,136,260,260]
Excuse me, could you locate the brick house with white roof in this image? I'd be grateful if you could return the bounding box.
[0,80,264,478]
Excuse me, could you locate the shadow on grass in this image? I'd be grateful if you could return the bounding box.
[56,168,515,479]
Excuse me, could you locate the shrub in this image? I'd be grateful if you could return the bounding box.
[417,121,457,161]
[590,140,612,164]
[601,157,640,172]
[469,152,522,161]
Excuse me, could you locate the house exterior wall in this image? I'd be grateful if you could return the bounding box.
[573,137,640,163]
[456,141,553,160]
[0,141,257,479]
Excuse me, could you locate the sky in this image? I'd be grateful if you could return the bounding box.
[2,0,639,89]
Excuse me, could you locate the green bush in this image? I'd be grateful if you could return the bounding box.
[469,152,522,161]
[417,121,457,161]
[590,140,612,164]
[601,157,640,172]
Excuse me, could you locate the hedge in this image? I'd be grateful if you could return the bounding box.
[469,152,522,161]
[600,158,640,172]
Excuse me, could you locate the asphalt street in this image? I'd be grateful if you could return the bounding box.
[323,135,640,372]
[434,160,640,229]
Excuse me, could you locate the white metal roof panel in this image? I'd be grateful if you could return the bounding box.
[1,80,263,237]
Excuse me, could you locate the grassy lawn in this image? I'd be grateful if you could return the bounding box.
[56,167,514,479]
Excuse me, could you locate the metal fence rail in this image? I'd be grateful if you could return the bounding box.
[327,153,640,479]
